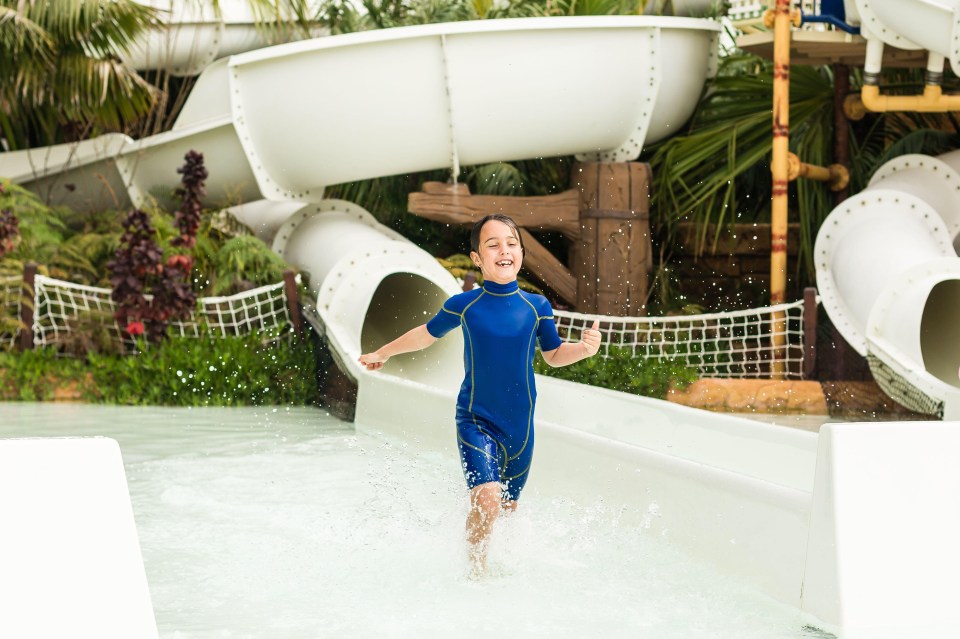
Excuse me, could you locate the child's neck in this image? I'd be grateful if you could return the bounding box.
[482,279,518,293]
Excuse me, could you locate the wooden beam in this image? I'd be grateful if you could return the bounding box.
[518,229,577,306]
[19,262,36,352]
[408,182,581,239]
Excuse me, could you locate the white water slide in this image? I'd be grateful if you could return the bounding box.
[5,11,960,639]
[813,0,960,419]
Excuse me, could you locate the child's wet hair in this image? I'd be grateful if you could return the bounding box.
[470,214,525,254]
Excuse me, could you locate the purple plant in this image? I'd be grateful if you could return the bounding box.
[108,209,161,334]
[107,209,197,342]
[172,150,208,248]
[0,208,18,258]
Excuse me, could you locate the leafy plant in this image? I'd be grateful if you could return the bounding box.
[86,332,320,406]
[211,235,290,295]
[107,208,164,336]
[59,309,124,357]
[0,332,320,406]
[643,55,833,273]
[107,208,196,341]
[47,232,119,286]
[534,345,698,399]
[0,348,93,401]
[0,207,18,258]
[0,179,67,265]
[0,0,159,149]
[172,150,207,248]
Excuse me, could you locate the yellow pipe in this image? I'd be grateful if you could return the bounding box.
[762,8,802,28]
[769,0,790,379]
[860,84,960,113]
[787,152,850,192]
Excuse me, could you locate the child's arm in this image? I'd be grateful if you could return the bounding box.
[358,324,437,371]
[540,320,601,368]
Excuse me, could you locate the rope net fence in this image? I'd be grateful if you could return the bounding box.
[26,274,296,350]
[553,299,808,379]
[8,271,809,380]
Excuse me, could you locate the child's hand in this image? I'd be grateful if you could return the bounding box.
[359,351,388,371]
[581,320,601,357]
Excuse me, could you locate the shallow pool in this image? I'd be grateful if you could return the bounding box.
[0,403,827,639]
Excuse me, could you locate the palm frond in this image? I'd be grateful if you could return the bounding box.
[645,55,834,279]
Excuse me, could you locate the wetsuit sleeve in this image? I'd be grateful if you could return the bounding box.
[425,299,462,339]
[536,298,563,352]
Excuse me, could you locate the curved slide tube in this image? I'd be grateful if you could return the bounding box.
[816,154,960,419]
[122,0,328,77]
[1,16,719,212]
[843,0,960,71]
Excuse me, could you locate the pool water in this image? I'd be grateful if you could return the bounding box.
[0,403,827,639]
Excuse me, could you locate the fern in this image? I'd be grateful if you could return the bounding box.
[212,236,289,295]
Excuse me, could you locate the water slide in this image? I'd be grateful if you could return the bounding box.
[813,0,960,419]
[5,9,960,639]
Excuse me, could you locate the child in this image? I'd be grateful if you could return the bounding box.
[359,214,601,576]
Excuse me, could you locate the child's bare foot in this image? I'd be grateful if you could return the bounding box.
[467,544,487,580]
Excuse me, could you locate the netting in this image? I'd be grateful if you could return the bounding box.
[867,354,942,418]
[553,299,808,379]
[28,274,298,349]
[1,275,20,351]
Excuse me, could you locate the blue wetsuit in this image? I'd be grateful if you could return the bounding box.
[425,279,563,501]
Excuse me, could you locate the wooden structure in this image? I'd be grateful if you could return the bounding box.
[408,161,652,315]
[18,262,36,352]
[737,30,927,68]
[282,268,304,339]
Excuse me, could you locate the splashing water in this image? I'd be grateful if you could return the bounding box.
[0,404,817,639]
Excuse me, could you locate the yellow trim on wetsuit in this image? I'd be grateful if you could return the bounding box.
[461,292,486,413]
[507,293,540,462]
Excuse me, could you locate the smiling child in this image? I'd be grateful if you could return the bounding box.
[359,214,601,576]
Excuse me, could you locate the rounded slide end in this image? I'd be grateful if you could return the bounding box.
[815,189,953,355]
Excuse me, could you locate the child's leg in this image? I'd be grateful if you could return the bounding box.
[467,481,502,573]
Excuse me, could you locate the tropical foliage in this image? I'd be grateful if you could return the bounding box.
[534,345,698,399]
[0,205,17,257]
[0,0,160,149]
[0,332,320,406]
[642,57,960,285]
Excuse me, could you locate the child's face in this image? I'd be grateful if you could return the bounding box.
[471,220,523,284]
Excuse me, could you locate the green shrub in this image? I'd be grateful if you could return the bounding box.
[534,346,698,400]
[0,332,321,407]
[0,348,91,401]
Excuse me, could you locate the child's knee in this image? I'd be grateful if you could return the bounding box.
[471,482,502,516]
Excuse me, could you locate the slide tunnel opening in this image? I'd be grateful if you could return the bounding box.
[361,272,463,389]
[920,279,960,388]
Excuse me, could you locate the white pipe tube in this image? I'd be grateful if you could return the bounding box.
[815,189,954,354]
[816,150,960,418]
[866,257,960,417]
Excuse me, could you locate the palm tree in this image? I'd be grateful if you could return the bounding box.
[0,0,162,150]
[642,54,960,284]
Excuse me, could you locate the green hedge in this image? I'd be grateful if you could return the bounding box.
[2,338,696,406]
[534,346,698,400]
[0,333,320,406]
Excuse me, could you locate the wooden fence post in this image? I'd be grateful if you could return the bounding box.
[570,161,652,316]
[18,262,36,352]
[283,269,303,339]
[803,286,818,379]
